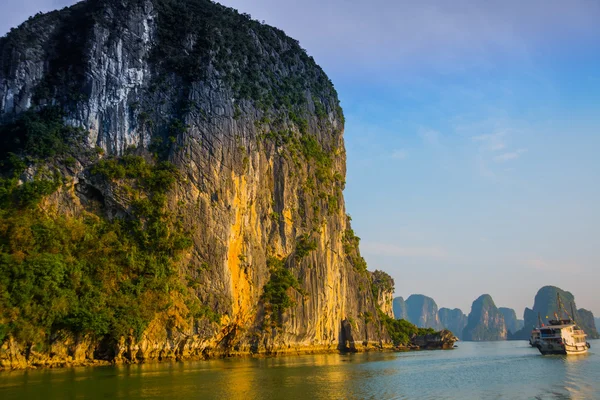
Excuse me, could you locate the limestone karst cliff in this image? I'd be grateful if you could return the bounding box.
[371,270,394,318]
[393,297,408,320]
[577,308,598,339]
[405,295,443,330]
[499,307,520,335]
[438,308,467,340]
[0,0,393,369]
[462,295,507,341]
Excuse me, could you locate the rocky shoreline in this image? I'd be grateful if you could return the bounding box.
[1,330,458,371]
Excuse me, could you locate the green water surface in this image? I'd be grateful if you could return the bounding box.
[1,340,598,399]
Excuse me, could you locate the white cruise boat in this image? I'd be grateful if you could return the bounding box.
[537,319,590,355]
[536,295,591,355]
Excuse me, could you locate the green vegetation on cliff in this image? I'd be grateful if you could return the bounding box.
[462,294,507,341]
[379,312,435,346]
[0,110,202,346]
[261,257,304,325]
[152,0,342,118]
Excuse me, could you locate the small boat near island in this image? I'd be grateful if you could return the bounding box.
[536,294,591,356]
[529,313,543,347]
[529,328,541,347]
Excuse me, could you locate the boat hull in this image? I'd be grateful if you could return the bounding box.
[537,342,590,355]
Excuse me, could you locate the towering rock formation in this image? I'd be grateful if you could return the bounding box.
[371,270,394,318]
[499,307,520,335]
[438,308,467,340]
[0,0,391,369]
[513,286,599,340]
[393,297,408,320]
[462,295,507,341]
[405,295,443,330]
[595,318,600,332]
[577,309,599,339]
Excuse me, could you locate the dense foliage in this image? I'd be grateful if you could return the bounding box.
[371,270,394,299]
[379,312,436,346]
[152,0,341,117]
[0,107,84,168]
[0,110,199,347]
[294,234,318,260]
[261,257,303,325]
[342,229,368,272]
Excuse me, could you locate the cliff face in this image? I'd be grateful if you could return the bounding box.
[498,307,519,335]
[438,308,467,340]
[0,0,391,370]
[577,309,599,339]
[405,295,443,330]
[462,295,506,341]
[513,286,599,340]
[371,270,394,318]
[393,297,408,320]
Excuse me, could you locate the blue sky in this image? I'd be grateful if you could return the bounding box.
[2,0,599,317]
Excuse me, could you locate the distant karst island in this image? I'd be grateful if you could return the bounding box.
[393,286,599,341]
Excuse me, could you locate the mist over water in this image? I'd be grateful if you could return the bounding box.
[1,341,599,399]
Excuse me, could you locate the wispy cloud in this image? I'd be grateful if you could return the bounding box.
[472,131,507,151]
[391,149,408,160]
[494,148,527,162]
[525,258,548,271]
[419,128,441,146]
[523,258,583,273]
[361,242,449,259]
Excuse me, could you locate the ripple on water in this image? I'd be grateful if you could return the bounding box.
[1,341,600,399]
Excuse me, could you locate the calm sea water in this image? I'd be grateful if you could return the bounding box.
[1,340,599,399]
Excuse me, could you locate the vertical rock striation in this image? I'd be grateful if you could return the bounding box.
[438,308,467,340]
[462,295,507,341]
[405,294,443,330]
[393,297,408,320]
[499,307,520,335]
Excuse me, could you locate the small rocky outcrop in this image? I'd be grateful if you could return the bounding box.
[462,294,507,341]
[405,294,444,330]
[393,297,408,320]
[411,329,458,350]
[438,308,467,340]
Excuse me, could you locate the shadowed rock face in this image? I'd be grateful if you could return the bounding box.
[0,0,391,369]
[462,294,507,341]
[512,286,599,340]
[393,297,408,320]
[438,308,467,340]
[411,329,458,350]
[577,309,599,339]
[499,307,520,335]
[405,295,443,330]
